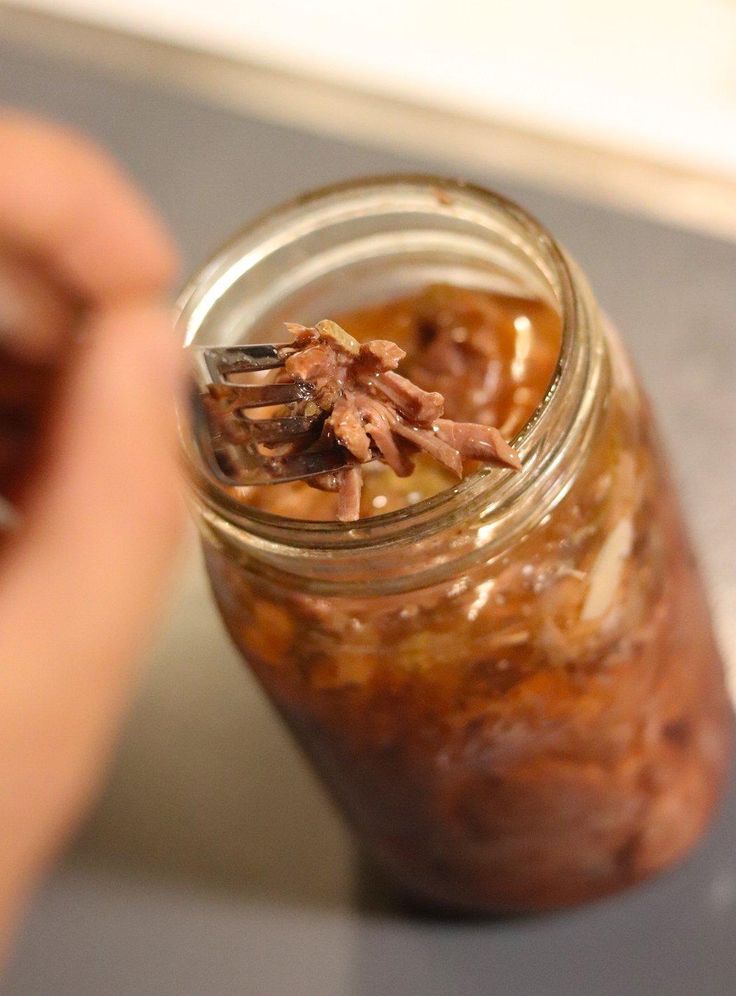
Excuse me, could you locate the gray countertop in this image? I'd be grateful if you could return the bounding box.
[1,39,735,996]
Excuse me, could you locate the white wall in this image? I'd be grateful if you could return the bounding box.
[8,0,736,175]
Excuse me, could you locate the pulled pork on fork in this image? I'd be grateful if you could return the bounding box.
[208,319,521,521]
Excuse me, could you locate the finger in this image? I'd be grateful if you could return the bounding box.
[0,113,178,305]
[0,302,184,901]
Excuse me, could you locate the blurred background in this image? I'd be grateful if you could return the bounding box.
[0,2,735,994]
[2,0,736,237]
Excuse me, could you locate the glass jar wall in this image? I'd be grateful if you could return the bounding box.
[178,178,732,913]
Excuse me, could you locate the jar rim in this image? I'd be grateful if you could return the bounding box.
[177,174,590,554]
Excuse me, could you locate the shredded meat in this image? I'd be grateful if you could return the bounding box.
[210,318,521,521]
[284,320,520,520]
[434,420,521,470]
[369,371,444,425]
[328,396,372,462]
[360,338,405,370]
[352,393,414,477]
[336,464,363,521]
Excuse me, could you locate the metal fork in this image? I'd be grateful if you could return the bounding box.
[189,344,349,487]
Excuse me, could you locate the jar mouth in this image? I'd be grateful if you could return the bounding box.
[177,175,583,550]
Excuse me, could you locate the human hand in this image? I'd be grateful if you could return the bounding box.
[0,113,184,957]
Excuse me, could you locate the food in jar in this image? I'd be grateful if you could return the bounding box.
[203,283,731,912]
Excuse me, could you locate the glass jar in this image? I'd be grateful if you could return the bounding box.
[177,177,732,913]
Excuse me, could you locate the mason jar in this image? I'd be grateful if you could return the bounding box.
[177,177,732,913]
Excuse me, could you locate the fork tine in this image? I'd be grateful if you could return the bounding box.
[264,448,350,482]
[190,385,235,485]
[227,450,349,487]
[200,344,293,382]
[222,415,321,444]
[212,381,314,408]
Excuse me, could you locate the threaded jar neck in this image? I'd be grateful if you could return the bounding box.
[177,176,608,595]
